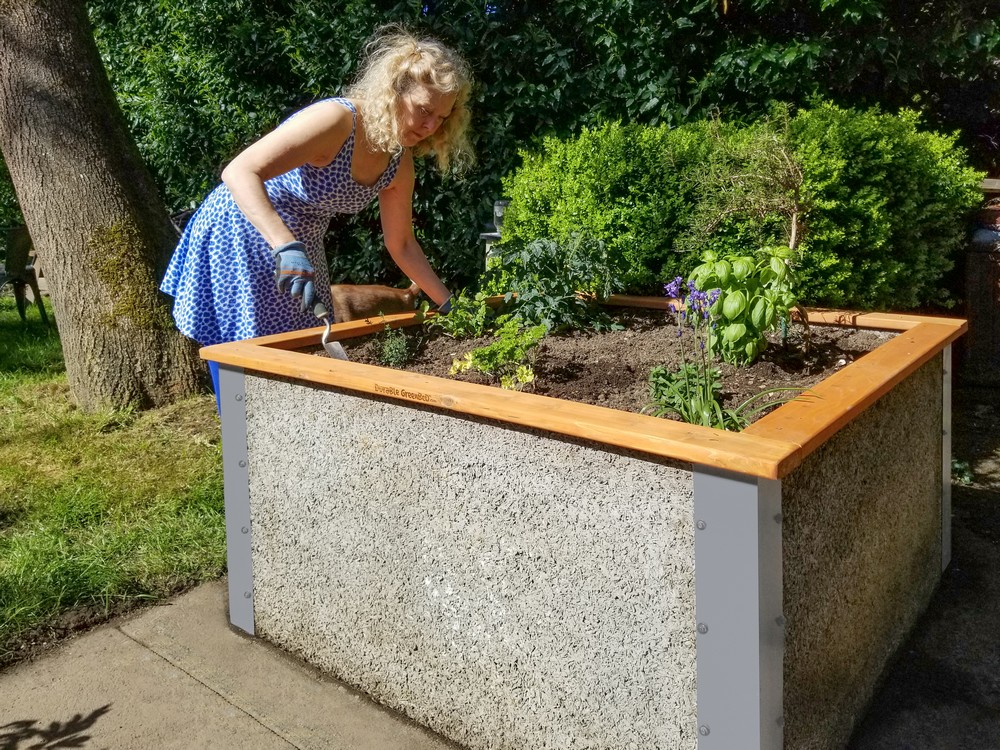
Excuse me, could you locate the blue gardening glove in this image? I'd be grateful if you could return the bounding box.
[437,296,453,314]
[272,241,315,313]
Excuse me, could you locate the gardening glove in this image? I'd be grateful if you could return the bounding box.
[436,295,453,315]
[272,240,315,313]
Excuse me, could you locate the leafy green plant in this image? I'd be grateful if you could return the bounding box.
[686,245,799,366]
[375,318,415,368]
[788,103,984,309]
[450,318,547,391]
[425,289,496,339]
[648,361,728,428]
[486,235,624,332]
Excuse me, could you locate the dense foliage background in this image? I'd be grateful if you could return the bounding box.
[2,0,997,299]
[500,104,983,308]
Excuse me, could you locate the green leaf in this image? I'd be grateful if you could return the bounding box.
[769,257,787,280]
[732,257,755,280]
[714,260,732,286]
[749,296,769,330]
[722,290,747,320]
[722,322,747,343]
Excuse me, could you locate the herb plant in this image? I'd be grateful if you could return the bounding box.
[647,278,802,431]
[375,318,415,368]
[450,319,547,391]
[425,289,496,339]
[687,245,799,366]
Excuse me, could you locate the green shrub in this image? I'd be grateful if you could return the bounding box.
[501,104,984,310]
[788,103,984,309]
[78,0,994,296]
[499,121,717,292]
[0,158,22,230]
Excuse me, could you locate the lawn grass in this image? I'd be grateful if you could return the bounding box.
[0,295,225,664]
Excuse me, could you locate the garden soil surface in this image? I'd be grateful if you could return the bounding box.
[334,307,896,424]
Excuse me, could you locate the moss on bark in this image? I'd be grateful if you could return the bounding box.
[90,220,174,330]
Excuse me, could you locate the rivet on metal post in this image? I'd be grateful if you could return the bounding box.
[776,615,786,628]
[243,591,251,599]
[697,622,709,634]
[235,393,244,402]
[696,520,707,531]
[238,460,247,468]
[774,512,783,524]
[699,725,711,736]
[241,526,249,534]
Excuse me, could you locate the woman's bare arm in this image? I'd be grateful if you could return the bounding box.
[378,152,451,306]
[221,101,354,248]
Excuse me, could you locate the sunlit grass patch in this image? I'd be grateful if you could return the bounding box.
[0,295,225,664]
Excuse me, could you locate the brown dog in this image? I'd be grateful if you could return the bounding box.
[329,281,421,323]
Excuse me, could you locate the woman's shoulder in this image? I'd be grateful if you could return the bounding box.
[281,97,358,124]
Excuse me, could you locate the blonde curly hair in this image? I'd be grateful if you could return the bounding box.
[346,25,474,174]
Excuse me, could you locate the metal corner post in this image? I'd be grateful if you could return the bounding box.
[942,344,952,571]
[219,364,255,635]
[693,465,784,750]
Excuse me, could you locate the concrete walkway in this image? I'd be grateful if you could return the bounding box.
[0,579,455,749]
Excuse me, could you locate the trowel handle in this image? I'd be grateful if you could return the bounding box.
[313,302,331,321]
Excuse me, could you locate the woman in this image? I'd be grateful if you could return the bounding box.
[160,25,473,398]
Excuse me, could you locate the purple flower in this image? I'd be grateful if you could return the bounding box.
[664,277,684,300]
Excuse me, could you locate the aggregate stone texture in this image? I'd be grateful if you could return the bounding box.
[781,356,943,750]
[243,375,697,750]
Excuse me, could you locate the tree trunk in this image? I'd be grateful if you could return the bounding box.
[0,0,203,411]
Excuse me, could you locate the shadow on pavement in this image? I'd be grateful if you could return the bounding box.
[0,704,111,750]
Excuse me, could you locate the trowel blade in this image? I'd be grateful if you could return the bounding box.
[324,341,350,361]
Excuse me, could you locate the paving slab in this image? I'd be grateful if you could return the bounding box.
[1,579,456,750]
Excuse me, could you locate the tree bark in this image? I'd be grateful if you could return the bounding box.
[0,0,203,410]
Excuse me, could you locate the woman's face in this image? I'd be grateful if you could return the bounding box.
[397,85,457,147]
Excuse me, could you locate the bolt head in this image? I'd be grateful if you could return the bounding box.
[696,520,707,531]
[699,725,710,736]
[235,393,244,402]
[697,623,709,634]
[241,526,249,534]
[243,591,251,599]
[239,460,247,468]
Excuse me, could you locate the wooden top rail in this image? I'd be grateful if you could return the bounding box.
[201,300,965,480]
[744,321,965,472]
[982,178,1000,194]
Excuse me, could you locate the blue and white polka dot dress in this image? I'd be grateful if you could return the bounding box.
[161,98,402,346]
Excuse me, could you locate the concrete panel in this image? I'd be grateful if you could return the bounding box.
[782,356,943,750]
[244,376,697,750]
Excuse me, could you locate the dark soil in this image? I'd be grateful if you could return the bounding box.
[333,308,895,423]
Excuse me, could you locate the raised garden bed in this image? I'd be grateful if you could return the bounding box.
[202,296,965,750]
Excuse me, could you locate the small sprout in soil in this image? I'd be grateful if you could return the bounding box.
[376,319,415,368]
